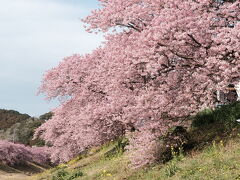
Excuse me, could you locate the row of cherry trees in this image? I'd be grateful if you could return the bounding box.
[0,140,51,166]
[35,0,240,167]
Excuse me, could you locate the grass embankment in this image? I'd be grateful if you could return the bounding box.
[33,103,240,180]
[0,162,48,180]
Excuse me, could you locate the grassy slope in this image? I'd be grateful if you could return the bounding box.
[32,103,240,180]
[0,162,48,180]
[32,131,240,180]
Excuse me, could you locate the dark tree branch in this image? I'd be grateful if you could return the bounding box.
[187,34,202,47]
[115,22,141,32]
[170,50,194,60]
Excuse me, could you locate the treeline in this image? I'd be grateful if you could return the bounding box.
[0,109,30,130]
[0,109,52,146]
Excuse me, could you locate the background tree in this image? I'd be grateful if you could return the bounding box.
[35,0,240,167]
[0,112,46,146]
[0,140,51,166]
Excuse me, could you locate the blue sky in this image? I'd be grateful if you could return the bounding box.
[0,0,103,117]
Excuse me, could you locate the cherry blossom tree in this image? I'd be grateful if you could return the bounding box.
[0,140,51,166]
[35,0,240,166]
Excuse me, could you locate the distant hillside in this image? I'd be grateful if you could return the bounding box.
[0,110,52,146]
[0,117,46,146]
[0,109,30,130]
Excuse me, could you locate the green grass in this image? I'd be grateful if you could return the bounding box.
[32,133,240,180]
[128,138,240,180]
[192,102,240,129]
[32,103,240,180]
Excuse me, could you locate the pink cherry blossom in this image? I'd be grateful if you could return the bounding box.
[0,140,51,166]
[35,0,240,167]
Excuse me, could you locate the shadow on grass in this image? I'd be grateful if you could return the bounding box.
[189,102,240,151]
[0,161,49,176]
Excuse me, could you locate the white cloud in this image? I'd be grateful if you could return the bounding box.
[0,0,103,116]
